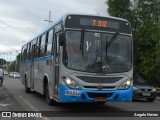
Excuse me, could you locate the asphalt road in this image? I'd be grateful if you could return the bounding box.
[1,75,160,120]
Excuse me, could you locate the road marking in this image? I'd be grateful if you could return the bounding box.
[19,96,50,120]
[0,103,12,107]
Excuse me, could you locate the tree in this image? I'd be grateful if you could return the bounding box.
[7,61,16,72]
[0,58,7,69]
[106,0,160,86]
[107,0,131,19]
[15,53,20,72]
[7,53,20,72]
[134,0,160,86]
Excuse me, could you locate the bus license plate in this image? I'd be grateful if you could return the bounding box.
[95,97,106,102]
[142,92,151,96]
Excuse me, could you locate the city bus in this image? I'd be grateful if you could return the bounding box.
[20,13,133,105]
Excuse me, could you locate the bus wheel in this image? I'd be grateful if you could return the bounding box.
[45,84,59,106]
[45,84,54,105]
[25,77,30,93]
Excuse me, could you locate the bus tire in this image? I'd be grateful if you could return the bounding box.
[45,84,54,105]
[45,84,59,106]
[25,77,30,93]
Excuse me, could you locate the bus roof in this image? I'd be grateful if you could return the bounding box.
[63,13,129,22]
[22,13,130,47]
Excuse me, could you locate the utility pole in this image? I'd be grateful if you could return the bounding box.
[14,50,18,72]
[2,53,4,70]
[6,52,9,68]
[44,10,53,24]
[9,51,12,66]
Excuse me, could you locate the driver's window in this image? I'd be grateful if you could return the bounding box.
[65,31,81,65]
[55,33,60,63]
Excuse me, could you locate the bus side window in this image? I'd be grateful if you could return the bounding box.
[30,39,37,60]
[36,37,40,58]
[23,49,27,61]
[55,33,60,63]
[25,44,29,60]
[27,43,31,60]
[31,44,37,59]
[51,29,55,55]
[45,29,54,56]
[48,29,54,43]
[40,46,45,57]
[44,34,48,56]
[40,33,48,57]
[41,34,46,46]
[37,37,42,58]
[23,44,28,61]
[21,47,25,62]
[46,43,52,56]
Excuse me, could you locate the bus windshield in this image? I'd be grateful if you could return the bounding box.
[64,30,132,73]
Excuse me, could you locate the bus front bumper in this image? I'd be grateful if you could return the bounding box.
[59,84,133,103]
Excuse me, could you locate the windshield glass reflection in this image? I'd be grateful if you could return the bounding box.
[64,30,132,73]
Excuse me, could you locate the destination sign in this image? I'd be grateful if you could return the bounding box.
[65,15,131,34]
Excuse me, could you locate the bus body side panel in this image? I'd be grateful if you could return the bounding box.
[33,56,53,95]
[33,60,40,92]
[34,60,45,94]
[25,61,31,88]
[45,56,54,99]
[20,62,24,85]
[30,61,34,89]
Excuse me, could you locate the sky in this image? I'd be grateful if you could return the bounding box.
[0,0,108,61]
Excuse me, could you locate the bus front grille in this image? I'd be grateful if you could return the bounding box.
[77,76,122,84]
[83,86,115,90]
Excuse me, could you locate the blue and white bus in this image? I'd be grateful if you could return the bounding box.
[20,13,133,105]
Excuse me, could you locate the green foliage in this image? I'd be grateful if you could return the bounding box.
[7,53,20,72]
[0,59,7,66]
[0,53,20,72]
[7,61,16,72]
[107,0,160,86]
[107,0,131,19]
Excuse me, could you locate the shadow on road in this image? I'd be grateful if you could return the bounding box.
[132,98,157,103]
[30,91,124,112]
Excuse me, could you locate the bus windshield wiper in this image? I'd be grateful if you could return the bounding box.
[103,32,119,72]
[107,32,119,48]
[106,32,119,58]
[80,29,85,57]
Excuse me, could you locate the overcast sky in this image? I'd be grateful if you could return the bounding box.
[0,0,108,61]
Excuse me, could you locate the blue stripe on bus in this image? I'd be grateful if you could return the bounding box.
[59,84,133,103]
[20,56,54,64]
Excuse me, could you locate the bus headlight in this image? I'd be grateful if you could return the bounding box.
[62,75,81,89]
[152,88,156,92]
[118,79,132,90]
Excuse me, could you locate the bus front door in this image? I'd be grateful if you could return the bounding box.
[53,33,60,97]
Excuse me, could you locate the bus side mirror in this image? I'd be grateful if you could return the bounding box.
[59,33,65,46]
